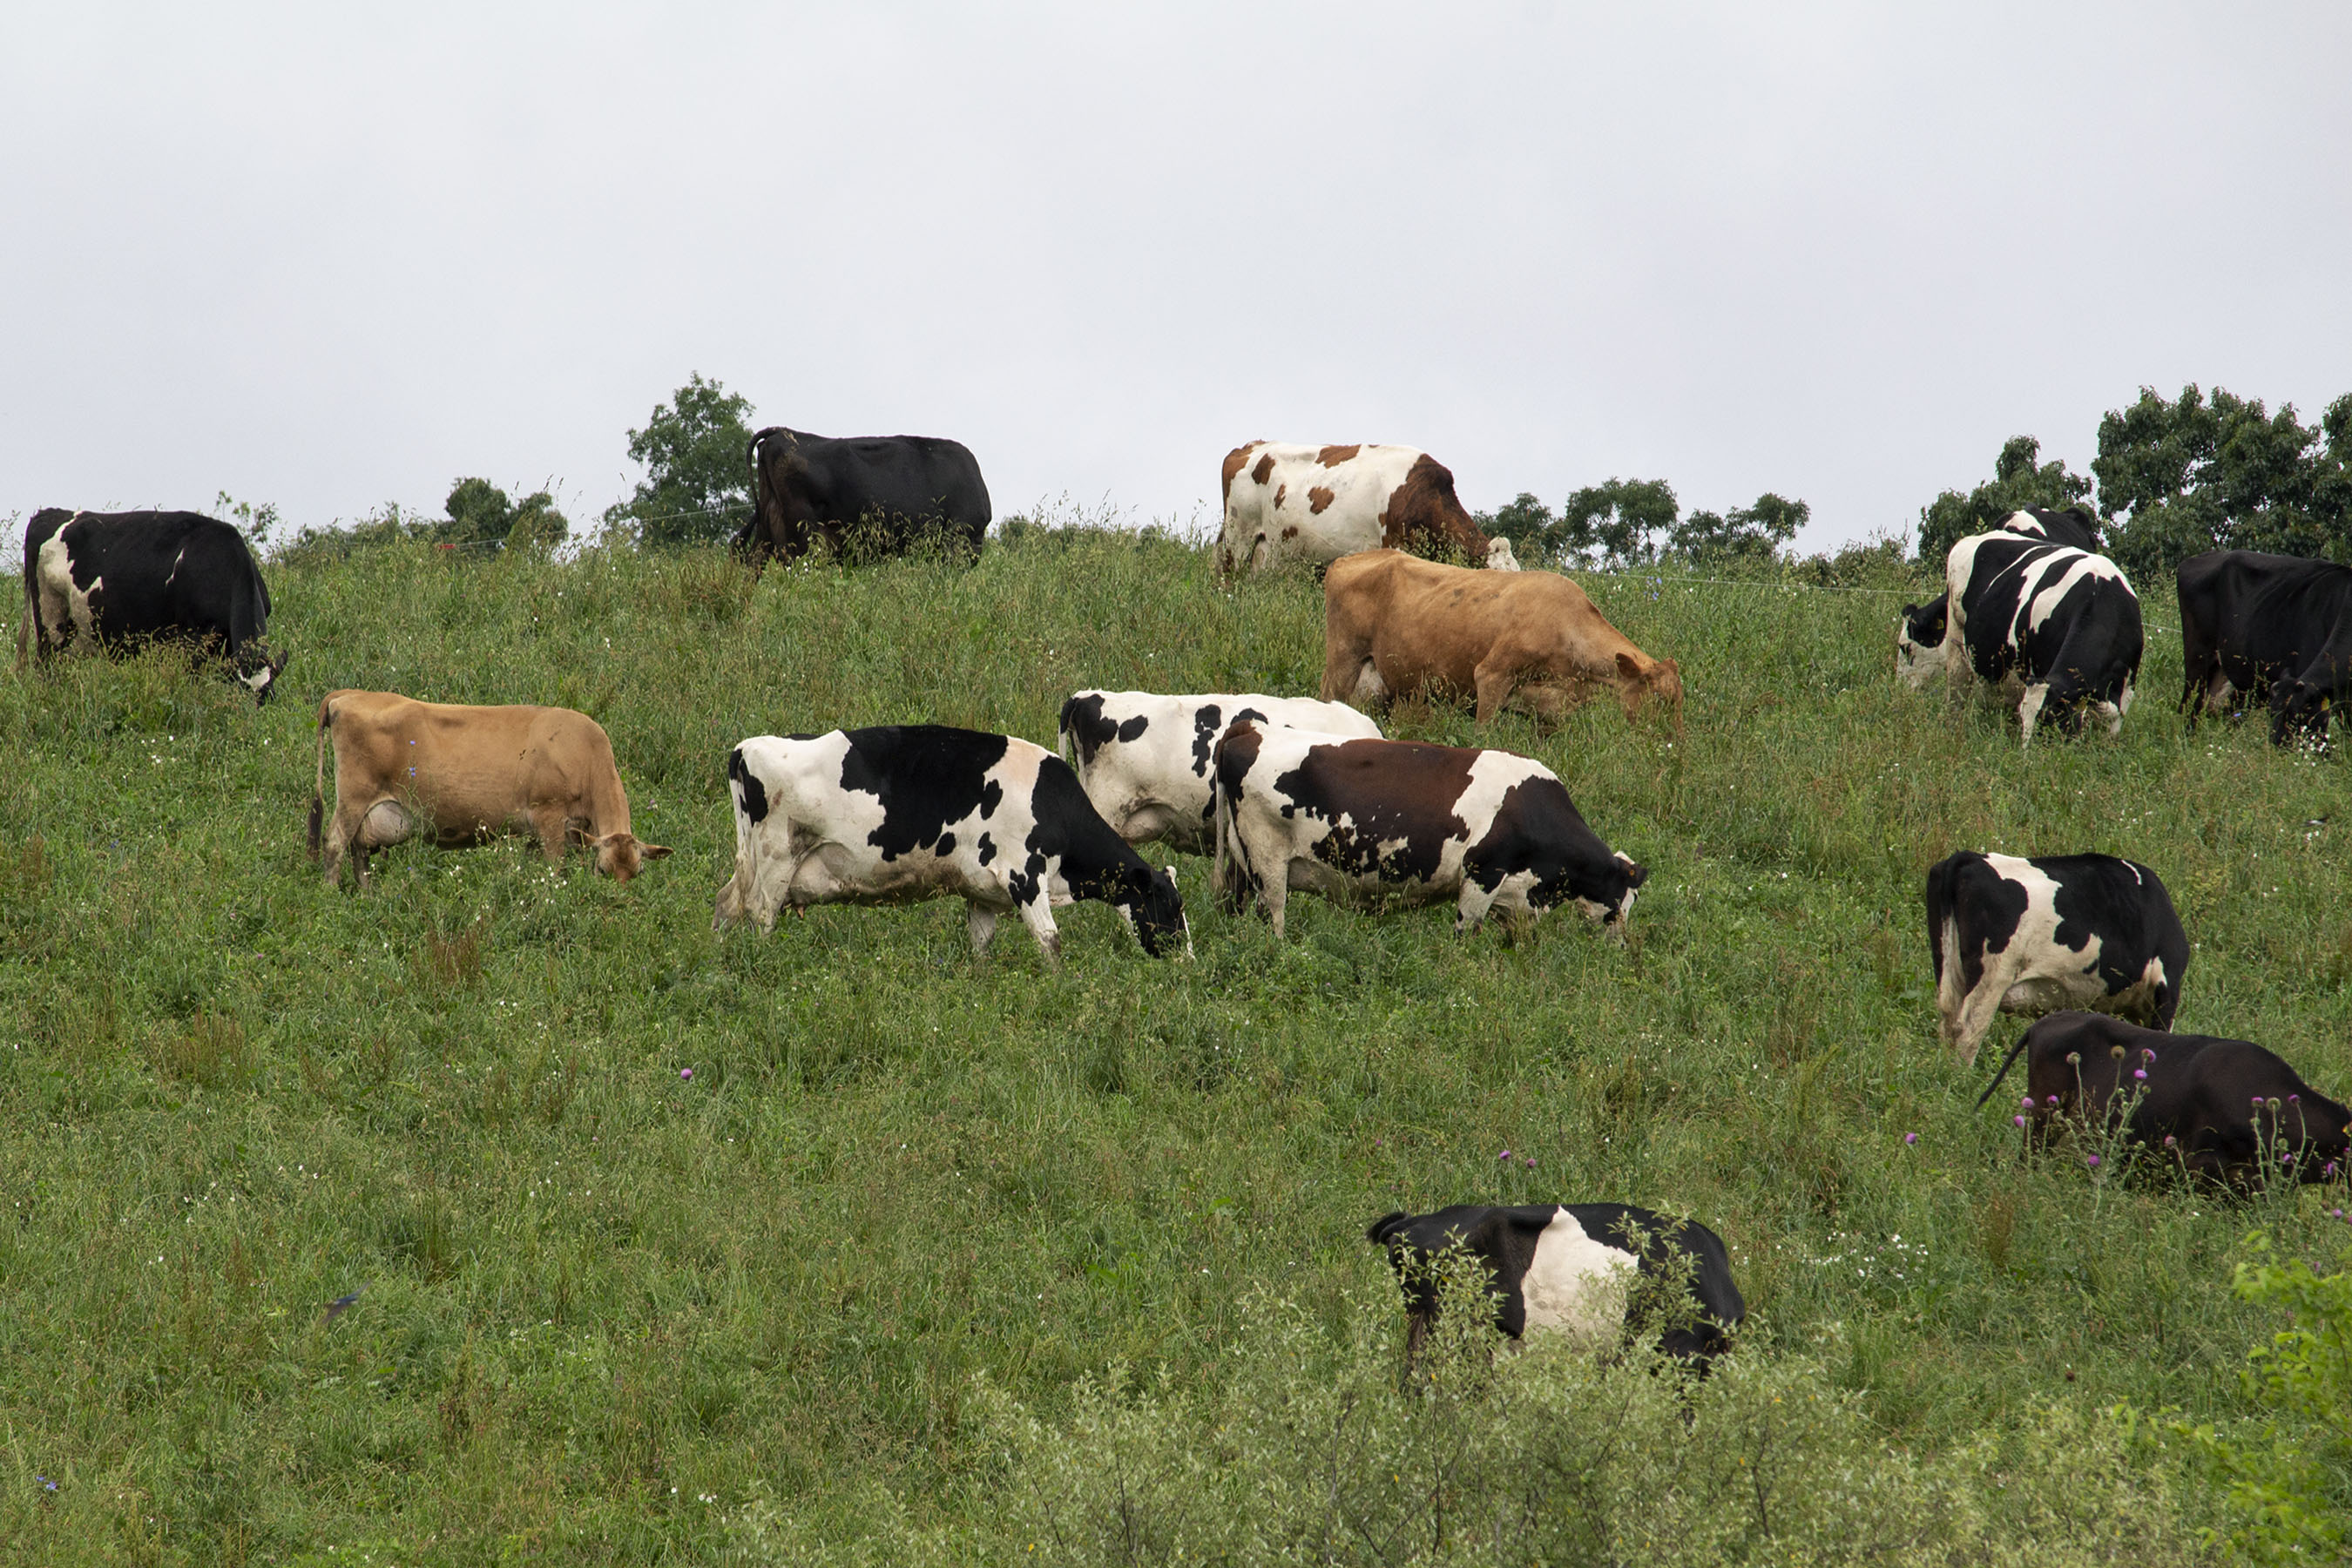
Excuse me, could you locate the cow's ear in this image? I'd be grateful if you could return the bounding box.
[639,842,673,860]
[1902,603,1919,618]
[1615,652,1640,679]
[1624,860,1650,889]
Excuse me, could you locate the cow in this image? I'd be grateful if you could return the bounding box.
[1923,851,2188,1067]
[1212,721,1646,940]
[1897,525,2142,743]
[1320,548,1681,727]
[733,425,990,566]
[17,508,287,702]
[1367,1204,1745,1370]
[308,691,670,887]
[712,725,1188,964]
[1216,441,1517,577]
[1995,505,2101,551]
[2175,550,2352,747]
[1056,690,1381,855]
[1977,1012,2352,1186]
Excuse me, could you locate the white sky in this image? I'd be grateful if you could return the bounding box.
[4,3,2348,554]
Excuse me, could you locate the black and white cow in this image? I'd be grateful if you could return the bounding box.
[2175,550,2352,746]
[1211,722,1645,938]
[733,426,990,565]
[1897,520,2141,743]
[1978,1011,2352,1186]
[712,725,1187,963]
[1924,851,2189,1065]
[1368,1204,1746,1369]
[17,508,287,701]
[1993,505,2101,551]
[1057,690,1381,855]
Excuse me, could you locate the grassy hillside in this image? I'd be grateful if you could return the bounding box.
[2,531,2347,1563]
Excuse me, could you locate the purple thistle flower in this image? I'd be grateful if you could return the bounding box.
[2086,1154,2101,1169]
[2046,1096,2060,1107]
[2254,1096,2265,1106]
[1497,1149,1511,1162]
[2022,1096,2035,1110]
[679,1067,693,1081]
[2165,1135,2178,1148]
[2142,1048,2156,1062]
[1523,1155,1536,1169]
[1904,1132,1918,1146]
[2133,1069,2147,1081]
[2288,1093,2300,1104]
[2014,1115,2028,1128]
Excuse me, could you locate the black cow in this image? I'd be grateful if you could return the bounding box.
[17,509,287,702]
[733,425,990,565]
[1897,523,2141,742]
[2176,550,2352,746]
[1924,851,2188,1065]
[1978,1012,2352,1186]
[711,725,1186,963]
[1368,1204,1745,1369]
[1211,722,1646,938]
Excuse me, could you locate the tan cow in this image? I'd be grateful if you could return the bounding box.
[1321,550,1682,726]
[308,690,670,887]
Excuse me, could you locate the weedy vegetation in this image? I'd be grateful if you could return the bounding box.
[1,524,2348,1563]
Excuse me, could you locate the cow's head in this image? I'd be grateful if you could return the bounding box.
[1614,652,1683,722]
[1484,536,1522,571]
[1119,863,1191,958]
[2269,677,2335,749]
[235,646,290,704]
[591,831,672,882]
[1896,597,1950,687]
[1561,851,1648,936]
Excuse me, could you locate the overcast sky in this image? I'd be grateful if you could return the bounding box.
[4,3,2347,555]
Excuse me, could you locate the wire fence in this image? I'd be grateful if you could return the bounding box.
[1566,565,2186,637]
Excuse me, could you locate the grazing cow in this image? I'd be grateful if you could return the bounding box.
[1212,721,1645,938]
[1320,549,1681,727]
[1057,690,1382,855]
[733,425,990,565]
[17,508,287,701]
[1978,1012,2352,1186]
[1896,528,2141,742]
[2175,550,2352,746]
[1216,441,1516,576]
[1368,1204,1745,1369]
[308,691,670,887]
[712,726,1187,963]
[1923,851,2188,1066]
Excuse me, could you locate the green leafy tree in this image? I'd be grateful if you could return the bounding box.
[1558,476,1681,568]
[435,478,569,552]
[2095,384,2352,578]
[1916,436,2096,564]
[1672,492,1808,565]
[1472,492,1560,563]
[604,373,757,547]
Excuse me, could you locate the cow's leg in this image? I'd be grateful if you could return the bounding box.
[1455,877,1502,936]
[967,902,1001,956]
[1942,955,2017,1067]
[530,807,572,868]
[1014,894,1062,968]
[2017,683,2049,747]
[1263,862,1294,939]
[1471,657,1522,726]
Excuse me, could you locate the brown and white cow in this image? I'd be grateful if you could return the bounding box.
[1216,442,1517,576]
[308,690,670,887]
[1321,548,1682,726]
[1211,720,1646,939]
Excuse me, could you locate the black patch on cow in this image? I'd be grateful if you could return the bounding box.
[837,725,1011,862]
[1059,693,1118,767]
[976,832,996,866]
[935,832,956,857]
[1019,751,1189,955]
[1463,774,1638,916]
[2040,855,2188,1017]
[1191,704,1223,776]
[1924,853,2031,999]
[21,508,280,697]
[1273,738,1475,885]
[2004,507,2100,551]
[727,747,769,824]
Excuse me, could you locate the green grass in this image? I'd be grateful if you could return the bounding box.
[1,530,2347,1563]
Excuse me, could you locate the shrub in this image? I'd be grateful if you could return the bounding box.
[603,372,757,547]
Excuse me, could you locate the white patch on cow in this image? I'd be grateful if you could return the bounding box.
[1519,1209,1639,1341]
[2017,551,2135,639]
[1349,663,1389,706]
[33,530,100,652]
[238,663,274,694]
[2017,681,2051,744]
[166,544,187,586]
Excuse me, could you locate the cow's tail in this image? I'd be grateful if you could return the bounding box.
[1923,855,1956,990]
[308,695,335,859]
[1974,1030,2036,1109]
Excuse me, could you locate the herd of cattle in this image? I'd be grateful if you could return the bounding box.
[13,433,2352,1369]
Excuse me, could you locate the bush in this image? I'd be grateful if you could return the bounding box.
[1915,436,2096,565]
[731,1269,2213,1566]
[603,373,757,547]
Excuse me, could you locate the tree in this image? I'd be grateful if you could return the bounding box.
[2094,384,2352,578]
[1473,492,1560,563]
[1558,477,1681,568]
[1671,493,1808,565]
[604,373,757,547]
[1916,436,2095,564]
[435,478,569,551]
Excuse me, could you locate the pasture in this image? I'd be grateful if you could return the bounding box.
[2,527,2348,1563]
